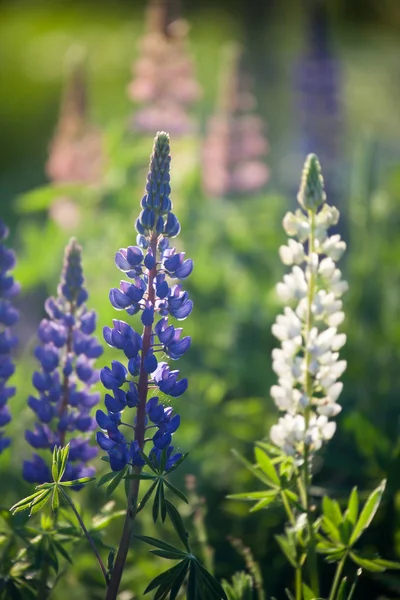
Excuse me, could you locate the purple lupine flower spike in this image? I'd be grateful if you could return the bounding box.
[0,220,20,454]
[97,132,191,471]
[23,239,103,485]
[293,1,342,198]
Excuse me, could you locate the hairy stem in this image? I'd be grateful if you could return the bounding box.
[60,487,108,583]
[281,492,302,600]
[105,234,158,600]
[328,556,346,600]
[302,210,319,596]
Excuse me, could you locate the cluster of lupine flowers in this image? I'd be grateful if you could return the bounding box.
[202,44,269,197]
[270,154,347,457]
[96,132,192,471]
[128,2,201,135]
[24,239,103,484]
[0,221,19,454]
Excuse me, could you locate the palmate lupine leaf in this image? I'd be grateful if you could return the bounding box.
[136,535,227,599]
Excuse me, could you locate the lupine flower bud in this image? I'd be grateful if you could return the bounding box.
[0,221,20,454]
[23,239,103,485]
[297,153,326,211]
[97,132,192,471]
[270,155,347,458]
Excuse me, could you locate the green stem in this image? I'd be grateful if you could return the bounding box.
[295,566,302,600]
[281,492,302,600]
[38,546,50,600]
[281,491,295,525]
[60,488,108,583]
[328,556,346,600]
[302,210,320,596]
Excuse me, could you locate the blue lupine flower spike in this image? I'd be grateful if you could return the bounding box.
[0,220,20,454]
[97,132,192,472]
[24,238,103,485]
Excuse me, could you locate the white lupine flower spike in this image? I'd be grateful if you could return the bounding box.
[270,153,347,458]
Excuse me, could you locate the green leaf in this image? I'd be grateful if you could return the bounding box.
[60,477,96,487]
[52,539,73,564]
[275,535,298,569]
[133,535,187,557]
[350,553,400,572]
[249,495,277,512]
[10,491,48,514]
[285,590,296,600]
[346,487,359,527]
[227,490,278,501]
[164,479,189,504]
[52,487,60,512]
[124,472,156,481]
[166,453,188,474]
[350,553,386,572]
[52,458,59,482]
[316,541,345,556]
[160,480,167,523]
[151,549,188,560]
[170,559,191,600]
[349,480,386,546]
[165,500,191,553]
[144,559,188,594]
[231,449,275,487]
[195,561,228,599]
[254,446,280,486]
[302,583,316,600]
[137,480,158,514]
[30,490,52,515]
[336,577,347,600]
[57,444,70,482]
[153,482,161,523]
[321,516,342,544]
[322,496,343,527]
[105,467,127,499]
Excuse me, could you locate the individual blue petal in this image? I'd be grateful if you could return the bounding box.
[144,252,156,270]
[23,454,51,484]
[168,336,192,360]
[96,431,115,451]
[34,346,59,372]
[76,356,95,383]
[144,350,158,374]
[100,361,127,390]
[175,259,193,279]
[80,310,96,334]
[141,306,154,326]
[109,288,131,310]
[105,388,127,413]
[126,383,139,408]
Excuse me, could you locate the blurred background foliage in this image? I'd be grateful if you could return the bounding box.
[2,0,400,598]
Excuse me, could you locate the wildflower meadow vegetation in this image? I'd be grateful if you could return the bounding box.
[2,1,400,599]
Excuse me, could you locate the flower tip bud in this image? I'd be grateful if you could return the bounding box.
[297,153,326,212]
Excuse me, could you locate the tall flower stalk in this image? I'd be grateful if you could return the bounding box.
[24,239,103,484]
[271,154,347,593]
[97,132,193,599]
[0,220,20,454]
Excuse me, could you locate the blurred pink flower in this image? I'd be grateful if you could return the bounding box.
[46,52,104,231]
[46,56,104,186]
[128,1,201,135]
[202,45,270,198]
